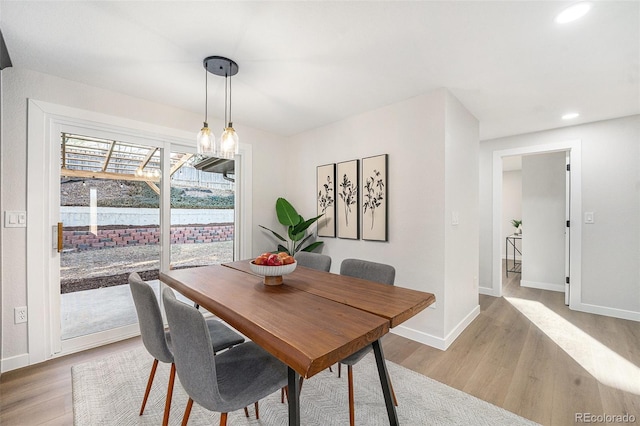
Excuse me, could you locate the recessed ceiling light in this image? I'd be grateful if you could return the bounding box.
[562,112,580,120]
[555,2,591,24]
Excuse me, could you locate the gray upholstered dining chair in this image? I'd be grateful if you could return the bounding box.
[294,251,332,272]
[128,273,245,426]
[162,287,289,426]
[338,258,398,426]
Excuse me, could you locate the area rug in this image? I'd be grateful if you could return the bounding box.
[72,347,538,425]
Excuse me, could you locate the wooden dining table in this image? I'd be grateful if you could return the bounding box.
[159,260,435,426]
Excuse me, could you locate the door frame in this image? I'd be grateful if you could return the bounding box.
[490,139,582,309]
[26,99,253,363]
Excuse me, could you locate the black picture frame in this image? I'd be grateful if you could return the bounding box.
[336,159,360,239]
[361,154,388,241]
[316,163,336,238]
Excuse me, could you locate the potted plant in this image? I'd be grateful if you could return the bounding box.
[511,219,522,235]
[259,197,324,255]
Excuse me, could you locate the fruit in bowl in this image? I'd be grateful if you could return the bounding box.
[250,252,297,285]
[253,252,295,266]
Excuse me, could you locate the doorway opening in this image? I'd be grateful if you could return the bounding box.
[491,140,582,310]
[500,152,569,302]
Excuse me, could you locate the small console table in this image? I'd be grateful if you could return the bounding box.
[505,234,522,277]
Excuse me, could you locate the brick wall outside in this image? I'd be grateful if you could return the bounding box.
[62,224,234,251]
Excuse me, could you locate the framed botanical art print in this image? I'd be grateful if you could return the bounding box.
[316,163,336,238]
[336,159,359,239]
[361,154,388,241]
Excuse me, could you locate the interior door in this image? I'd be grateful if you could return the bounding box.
[565,151,571,305]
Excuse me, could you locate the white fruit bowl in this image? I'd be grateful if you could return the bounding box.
[249,261,297,285]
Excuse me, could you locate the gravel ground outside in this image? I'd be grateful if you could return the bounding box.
[60,241,234,293]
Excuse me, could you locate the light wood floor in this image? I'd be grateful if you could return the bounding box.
[2,266,639,425]
[384,266,640,425]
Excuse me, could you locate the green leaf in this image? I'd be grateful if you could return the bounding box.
[276,198,300,227]
[294,233,314,251]
[302,241,324,252]
[288,226,306,242]
[291,214,323,234]
[258,225,287,242]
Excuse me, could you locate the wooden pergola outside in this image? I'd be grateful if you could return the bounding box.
[60,133,193,195]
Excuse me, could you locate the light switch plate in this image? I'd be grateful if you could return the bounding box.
[4,211,27,228]
[584,212,594,224]
[451,211,459,226]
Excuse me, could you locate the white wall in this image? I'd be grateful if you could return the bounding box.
[0,66,4,372]
[480,115,640,320]
[502,170,522,254]
[286,88,480,347]
[443,91,479,335]
[1,68,286,362]
[521,152,566,291]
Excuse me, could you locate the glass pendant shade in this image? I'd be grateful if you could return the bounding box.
[219,123,239,159]
[197,123,215,155]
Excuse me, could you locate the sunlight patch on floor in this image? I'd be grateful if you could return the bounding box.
[505,296,640,395]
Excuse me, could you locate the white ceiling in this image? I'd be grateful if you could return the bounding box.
[1,1,638,140]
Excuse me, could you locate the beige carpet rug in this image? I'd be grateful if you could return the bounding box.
[72,347,538,425]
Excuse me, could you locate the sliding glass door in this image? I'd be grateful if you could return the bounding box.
[59,134,162,344]
[54,132,239,353]
[26,100,250,366]
[169,152,235,270]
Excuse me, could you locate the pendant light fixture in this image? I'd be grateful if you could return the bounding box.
[196,56,239,159]
[220,66,239,159]
[196,64,215,155]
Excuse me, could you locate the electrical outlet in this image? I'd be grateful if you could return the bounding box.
[15,306,27,324]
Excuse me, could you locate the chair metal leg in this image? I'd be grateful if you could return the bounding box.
[140,359,159,415]
[244,407,249,417]
[390,379,398,406]
[219,412,228,426]
[182,398,193,426]
[338,362,342,378]
[345,360,396,426]
[281,375,304,405]
[162,363,176,426]
[348,365,355,426]
[255,401,260,419]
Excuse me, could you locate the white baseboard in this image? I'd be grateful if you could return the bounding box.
[573,302,640,322]
[443,305,480,349]
[391,304,481,351]
[391,325,447,350]
[521,280,564,293]
[479,286,500,297]
[1,353,30,373]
